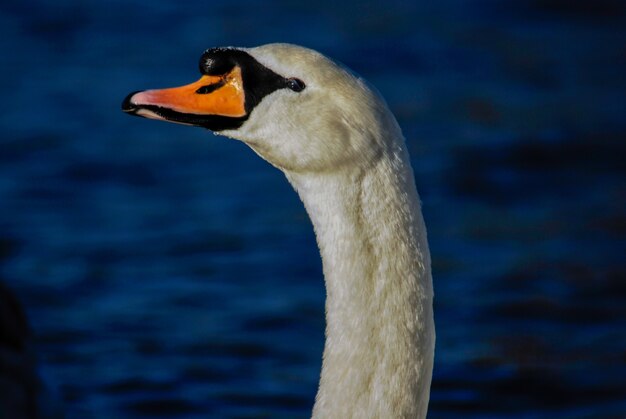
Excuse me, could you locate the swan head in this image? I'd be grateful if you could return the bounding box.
[123,43,400,173]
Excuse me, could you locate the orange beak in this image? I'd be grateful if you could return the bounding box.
[123,66,246,122]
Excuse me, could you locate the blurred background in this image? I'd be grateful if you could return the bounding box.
[0,0,625,418]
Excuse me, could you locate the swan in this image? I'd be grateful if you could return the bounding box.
[122,43,434,419]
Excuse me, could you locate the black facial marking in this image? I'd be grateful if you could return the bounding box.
[200,48,300,115]
[198,47,237,75]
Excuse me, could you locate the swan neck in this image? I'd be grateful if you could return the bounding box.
[286,146,434,419]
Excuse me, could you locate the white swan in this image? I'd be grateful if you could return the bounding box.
[122,43,434,419]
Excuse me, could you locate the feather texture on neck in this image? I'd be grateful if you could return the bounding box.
[286,135,434,419]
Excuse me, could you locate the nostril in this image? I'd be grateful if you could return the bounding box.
[195,80,225,94]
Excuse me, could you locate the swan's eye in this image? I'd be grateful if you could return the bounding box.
[286,78,306,92]
[196,80,225,94]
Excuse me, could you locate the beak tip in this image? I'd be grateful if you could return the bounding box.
[121,91,142,113]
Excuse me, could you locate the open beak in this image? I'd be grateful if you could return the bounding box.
[122,67,247,126]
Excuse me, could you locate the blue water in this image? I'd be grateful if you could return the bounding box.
[1,1,625,418]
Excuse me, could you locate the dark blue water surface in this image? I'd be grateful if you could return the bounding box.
[1,1,625,418]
